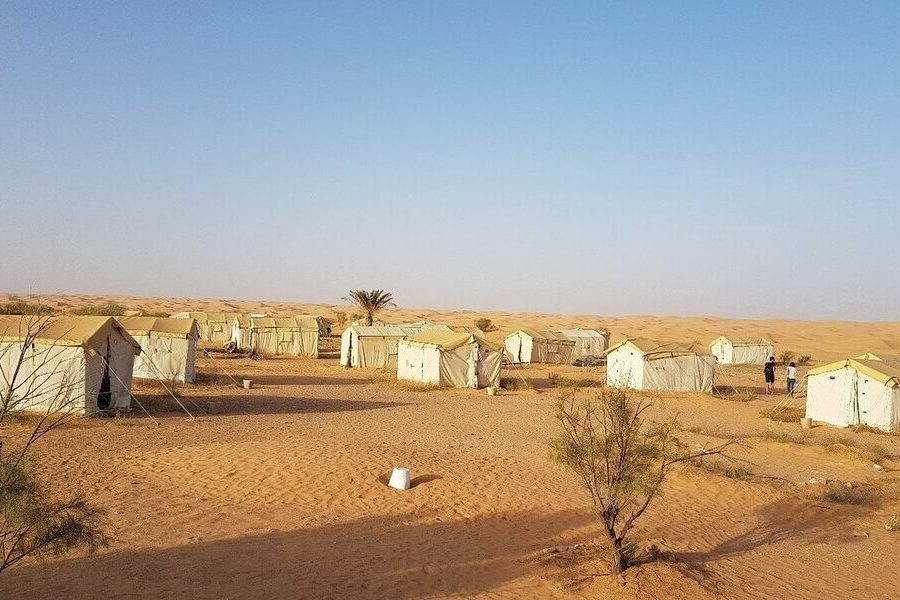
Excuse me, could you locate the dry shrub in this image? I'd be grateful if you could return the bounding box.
[0,301,55,315]
[548,373,602,388]
[691,458,754,480]
[500,377,532,391]
[474,318,495,332]
[886,515,900,532]
[779,350,796,365]
[718,386,758,402]
[72,304,127,316]
[761,407,805,423]
[810,484,866,505]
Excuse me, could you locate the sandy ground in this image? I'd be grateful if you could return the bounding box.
[1,293,899,599]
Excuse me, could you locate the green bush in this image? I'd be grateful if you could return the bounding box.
[779,350,796,365]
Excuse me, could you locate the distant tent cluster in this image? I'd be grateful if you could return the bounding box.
[710,336,774,365]
[170,312,236,345]
[503,328,609,365]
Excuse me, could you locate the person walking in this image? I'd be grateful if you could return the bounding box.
[787,361,797,397]
[764,356,776,395]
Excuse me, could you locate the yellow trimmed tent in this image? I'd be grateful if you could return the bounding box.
[710,336,774,365]
[170,311,238,345]
[246,316,320,357]
[605,338,716,392]
[805,356,900,431]
[504,329,576,365]
[116,317,200,383]
[0,315,140,413]
[397,330,502,388]
[557,328,610,361]
[340,324,451,369]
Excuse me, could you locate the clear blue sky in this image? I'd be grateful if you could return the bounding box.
[2,2,898,320]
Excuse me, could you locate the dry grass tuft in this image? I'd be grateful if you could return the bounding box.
[810,484,866,505]
[500,377,533,391]
[760,407,805,423]
[548,373,603,388]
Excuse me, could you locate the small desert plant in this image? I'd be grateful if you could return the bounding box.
[500,377,532,391]
[718,386,757,402]
[474,318,495,332]
[779,351,795,365]
[761,407,806,423]
[333,311,347,328]
[811,484,865,505]
[551,387,737,577]
[798,355,812,365]
[886,515,900,532]
[691,458,754,480]
[548,373,602,388]
[72,304,127,316]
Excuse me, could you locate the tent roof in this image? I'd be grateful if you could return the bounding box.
[711,336,774,347]
[606,337,709,360]
[404,330,502,352]
[0,315,140,352]
[171,311,239,323]
[557,328,609,339]
[808,358,900,387]
[247,316,319,331]
[347,324,451,338]
[116,317,199,339]
[507,329,576,344]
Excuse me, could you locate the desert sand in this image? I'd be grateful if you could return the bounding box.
[1,293,899,599]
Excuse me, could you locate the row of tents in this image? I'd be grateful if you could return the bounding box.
[170,311,329,358]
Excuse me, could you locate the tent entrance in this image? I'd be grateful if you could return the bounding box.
[97,338,113,411]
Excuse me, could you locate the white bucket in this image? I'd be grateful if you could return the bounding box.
[388,467,411,490]
[487,386,497,396]
[242,379,253,390]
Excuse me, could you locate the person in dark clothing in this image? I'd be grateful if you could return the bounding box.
[764,356,776,395]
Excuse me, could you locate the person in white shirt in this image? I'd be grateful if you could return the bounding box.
[787,362,797,397]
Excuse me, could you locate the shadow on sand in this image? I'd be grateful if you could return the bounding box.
[0,509,595,599]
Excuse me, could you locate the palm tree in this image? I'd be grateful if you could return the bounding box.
[342,290,396,326]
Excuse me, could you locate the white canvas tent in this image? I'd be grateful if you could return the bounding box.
[805,356,900,431]
[116,317,199,383]
[0,315,140,413]
[557,329,610,361]
[230,313,270,351]
[504,330,576,365]
[710,336,774,365]
[170,312,237,345]
[397,330,503,388]
[605,338,716,393]
[340,324,451,369]
[246,316,320,357]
